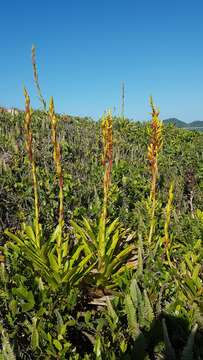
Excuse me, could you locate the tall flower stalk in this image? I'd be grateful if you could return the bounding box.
[24,89,40,246]
[102,111,113,212]
[147,97,163,244]
[49,97,64,266]
[98,111,113,271]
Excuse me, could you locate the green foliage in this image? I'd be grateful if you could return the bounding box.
[5,224,94,291]
[71,215,135,288]
[0,106,203,359]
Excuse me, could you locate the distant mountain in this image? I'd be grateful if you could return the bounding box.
[163,118,187,128]
[188,120,203,128]
[163,118,203,130]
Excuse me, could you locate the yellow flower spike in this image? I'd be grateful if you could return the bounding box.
[148,97,163,244]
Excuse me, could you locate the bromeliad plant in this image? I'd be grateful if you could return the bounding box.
[4,91,94,291]
[71,111,135,289]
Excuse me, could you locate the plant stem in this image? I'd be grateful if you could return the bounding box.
[24,89,40,246]
[99,111,113,271]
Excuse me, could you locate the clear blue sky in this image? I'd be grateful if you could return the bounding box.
[1,0,203,122]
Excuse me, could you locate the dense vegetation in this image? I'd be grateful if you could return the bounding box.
[0,96,203,359]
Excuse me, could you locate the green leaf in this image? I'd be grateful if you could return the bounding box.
[4,230,24,246]
[9,299,18,317]
[31,317,39,350]
[97,211,106,261]
[62,253,92,284]
[184,255,193,273]
[71,220,95,256]
[62,240,69,258]
[48,252,60,272]
[94,336,102,359]
[106,229,119,259]
[120,339,127,353]
[143,290,154,325]
[106,296,118,324]
[24,225,36,243]
[12,285,35,311]
[68,254,93,285]
[49,224,61,243]
[137,234,143,277]
[106,244,134,277]
[53,339,62,351]
[69,244,85,268]
[192,264,201,282]
[106,218,119,238]
[130,278,138,309]
[185,279,196,296]
[82,217,96,242]
[124,294,139,340]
